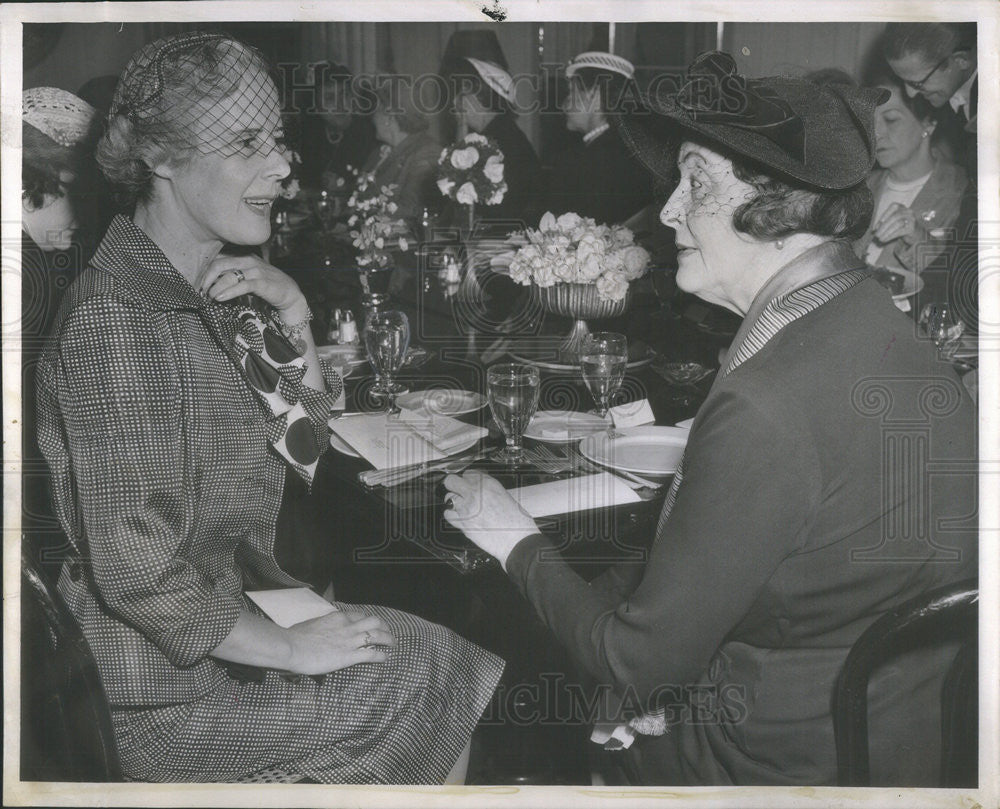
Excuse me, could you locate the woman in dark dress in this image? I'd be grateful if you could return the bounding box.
[548,52,652,225]
[453,57,544,228]
[21,87,98,543]
[442,52,977,786]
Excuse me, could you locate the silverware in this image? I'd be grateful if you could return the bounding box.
[329,410,374,420]
[359,448,488,488]
[564,444,663,491]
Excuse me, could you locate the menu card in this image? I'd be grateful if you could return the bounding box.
[246,588,338,628]
[329,410,487,470]
[510,472,641,518]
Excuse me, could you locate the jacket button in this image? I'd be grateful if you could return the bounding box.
[69,562,83,582]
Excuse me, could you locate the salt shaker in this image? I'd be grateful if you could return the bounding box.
[339,310,359,345]
[326,307,342,343]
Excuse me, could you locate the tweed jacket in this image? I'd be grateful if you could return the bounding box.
[856,158,968,274]
[37,216,336,707]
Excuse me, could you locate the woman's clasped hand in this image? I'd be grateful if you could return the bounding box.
[199,253,306,311]
[285,609,395,674]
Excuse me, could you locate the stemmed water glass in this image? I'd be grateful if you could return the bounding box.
[919,302,964,352]
[581,332,628,438]
[363,309,410,413]
[486,363,540,464]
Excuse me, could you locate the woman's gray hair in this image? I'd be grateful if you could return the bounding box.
[97,32,272,207]
[729,154,874,242]
[374,80,429,134]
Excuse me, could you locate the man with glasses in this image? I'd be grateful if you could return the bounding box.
[882,23,977,159]
[882,22,979,343]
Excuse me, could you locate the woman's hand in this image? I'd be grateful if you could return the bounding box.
[872,203,919,245]
[442,471,541,570]
[286,609,395,675]
[200,254,308,319]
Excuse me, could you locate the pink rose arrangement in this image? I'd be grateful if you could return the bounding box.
[508,212,650,302]
[437,133,507,207]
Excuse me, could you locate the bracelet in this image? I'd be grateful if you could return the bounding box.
[277,307,313,353]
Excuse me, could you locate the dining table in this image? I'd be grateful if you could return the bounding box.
[268,221,731,783]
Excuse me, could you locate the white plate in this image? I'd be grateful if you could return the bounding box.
[579,426,688,476]
[395,388,486,416]
[523,410,609,443]
[327,429,481,460]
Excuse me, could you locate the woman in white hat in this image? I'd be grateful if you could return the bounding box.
[548,52,653,224]
[21,87,99,545]
[453,57,543,225]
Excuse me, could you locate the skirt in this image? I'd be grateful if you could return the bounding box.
[110,603,505,783]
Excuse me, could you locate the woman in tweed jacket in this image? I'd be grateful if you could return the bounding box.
[35,32,503,784]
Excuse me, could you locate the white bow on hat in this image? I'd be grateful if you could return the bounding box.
[464,57,516,103]
[566,51,635,80]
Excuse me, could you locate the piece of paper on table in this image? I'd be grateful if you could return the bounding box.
[609,399,656,429]
[510,472,641,518]
[246,588,338,628]
[329,411,486,470]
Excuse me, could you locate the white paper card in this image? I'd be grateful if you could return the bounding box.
[610,399,656,429]
[246,588,338,628]
[328,412,486,470]
[509,472,641,518]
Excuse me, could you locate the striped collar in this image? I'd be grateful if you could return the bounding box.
[722,240,866,378]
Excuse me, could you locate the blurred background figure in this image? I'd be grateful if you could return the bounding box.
[547,52,652,225]
[21,86,98,542]
[452,56,543,226]
[856,74,967,277]
[362,79,441,227]
[297,62,376,194]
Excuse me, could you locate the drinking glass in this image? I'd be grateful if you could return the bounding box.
[364,309,410,412]
[581,332,628,436]
[919,302,964,350]
[486,363,540,464]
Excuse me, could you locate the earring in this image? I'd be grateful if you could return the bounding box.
[775,239,785,250]
[921,130,930,139]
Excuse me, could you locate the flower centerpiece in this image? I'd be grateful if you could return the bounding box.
[508,211,650,363]
[437,133,507,231]
[346,166,410,294]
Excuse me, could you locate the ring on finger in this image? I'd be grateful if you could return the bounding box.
[232,268,246,284]
[362,630,373,648]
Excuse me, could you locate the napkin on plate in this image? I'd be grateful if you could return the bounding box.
[329,410,486,470]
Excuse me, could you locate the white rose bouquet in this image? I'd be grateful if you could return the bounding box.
[346,166,410,269]
[508,211,650,302]
[437,133,507,208]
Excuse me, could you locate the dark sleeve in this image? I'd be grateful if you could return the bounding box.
[505,387,818,703]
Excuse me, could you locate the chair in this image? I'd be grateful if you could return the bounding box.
[20,547,123,781]
[832,578,978,787]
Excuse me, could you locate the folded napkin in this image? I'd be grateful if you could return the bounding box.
[510,473,640,518]
[329,410,487,470]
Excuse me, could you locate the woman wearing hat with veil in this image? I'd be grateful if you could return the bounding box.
[34,32,503,784]
[547,52,653,225]
[443,52,977,785]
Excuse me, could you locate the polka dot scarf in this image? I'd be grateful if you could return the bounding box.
[232,304,337,483]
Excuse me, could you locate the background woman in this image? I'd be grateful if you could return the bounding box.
[442,53,976,786]
[547,52,652,225]
[36,32,502,784]
[361,79,441,227]
[453,57,543,226]
[856,74,968,276]
[21,87,98,542]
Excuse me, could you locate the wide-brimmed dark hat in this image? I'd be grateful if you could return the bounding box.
[615,51,889,190]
